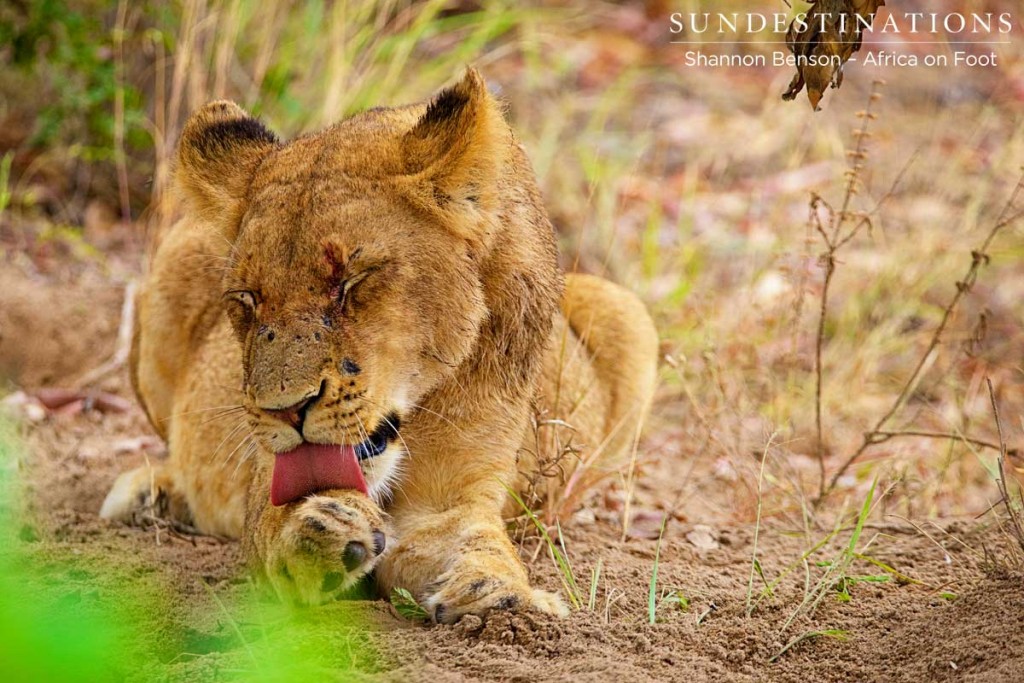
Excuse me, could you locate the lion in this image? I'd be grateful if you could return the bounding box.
[100,69,658,622]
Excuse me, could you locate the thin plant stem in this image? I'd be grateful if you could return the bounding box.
[987,378,1024,556]
[818,173,1024,503]
[812,81,885,499]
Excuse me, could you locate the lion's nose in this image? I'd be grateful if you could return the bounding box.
[262,381,325,432]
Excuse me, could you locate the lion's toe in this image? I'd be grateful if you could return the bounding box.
[424,567,568,624]
[100,465,190,527]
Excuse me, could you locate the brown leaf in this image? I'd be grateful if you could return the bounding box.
[782,0,886,110]
[111,436,164,455]
[850,0,886,16]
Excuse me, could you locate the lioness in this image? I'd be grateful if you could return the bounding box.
[102,69,658,622]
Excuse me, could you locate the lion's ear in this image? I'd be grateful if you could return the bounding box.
[401,68,507,243]
[176,101,278,236]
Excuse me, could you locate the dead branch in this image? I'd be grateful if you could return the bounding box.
[812,81,884,498]
[868,430,1015,457]
[73,280,137,389]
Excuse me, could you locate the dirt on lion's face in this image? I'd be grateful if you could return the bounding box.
[222,181,485,486]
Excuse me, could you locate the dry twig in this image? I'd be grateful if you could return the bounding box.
[512,410,581,544]
[869,430,1012,455]
[811,81,885,497]
[816,173,1024,504]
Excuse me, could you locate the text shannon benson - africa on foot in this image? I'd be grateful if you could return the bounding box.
[682,50,1000,69]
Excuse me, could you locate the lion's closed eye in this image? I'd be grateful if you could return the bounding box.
[336,262,387,312]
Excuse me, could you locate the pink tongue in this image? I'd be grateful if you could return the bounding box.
[270,443,367,506]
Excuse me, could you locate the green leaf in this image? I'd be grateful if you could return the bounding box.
[753,558,773,596]
[390,587,429,621]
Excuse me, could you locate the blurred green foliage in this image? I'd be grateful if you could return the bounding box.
[0,0,529,216]
[0,558,136,681]
[0,0,149,159]
[0,417,375,681]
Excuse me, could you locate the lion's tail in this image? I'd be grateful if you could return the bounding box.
[561,273,659,471]
[525,273,659,512]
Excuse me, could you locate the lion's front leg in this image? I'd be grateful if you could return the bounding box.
[244,476,389,605]
[377,506,567,624]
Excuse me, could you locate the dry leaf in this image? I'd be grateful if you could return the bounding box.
[112,436,165,455]
[851,0,886,15]
[782,0,886,110]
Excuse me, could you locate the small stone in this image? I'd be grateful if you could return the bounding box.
[686,525,720,551]
[0,392,47,423]
[457,614,483,633]
[572,508,596,526]
[23,402,47,423]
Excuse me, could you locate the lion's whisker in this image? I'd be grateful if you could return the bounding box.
[221,429,255,468]
[161,404,245,423]
[215,429,248,467]
[200,407,248,426]
[407,401,465,434]
[359,396,416,461]
[212,419,248,465]
[231,436,258,480]
[353,412,377,480]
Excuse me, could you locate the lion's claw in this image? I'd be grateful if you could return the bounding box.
[423,566,567,624]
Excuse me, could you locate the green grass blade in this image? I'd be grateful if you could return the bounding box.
[770,629,848,663]
[588,557,603,612]
[648,515,667,625]
[0,152,12,215]
[390,587,429,622]
[746,436,774,616]
[502,481,581,609]
[846,477,877,556]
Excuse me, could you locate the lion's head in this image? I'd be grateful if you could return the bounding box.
[175,70,512,504]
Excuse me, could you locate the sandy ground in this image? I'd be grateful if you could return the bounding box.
[2,258,1023,682]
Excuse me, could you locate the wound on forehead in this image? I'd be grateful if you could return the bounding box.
[323,237,355,295]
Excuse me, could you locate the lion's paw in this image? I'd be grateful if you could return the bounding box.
[423,565,568,625]
[265,495,387,605]
[100,465,191,527]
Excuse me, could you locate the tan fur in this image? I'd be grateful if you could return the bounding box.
[103,69,658,622]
